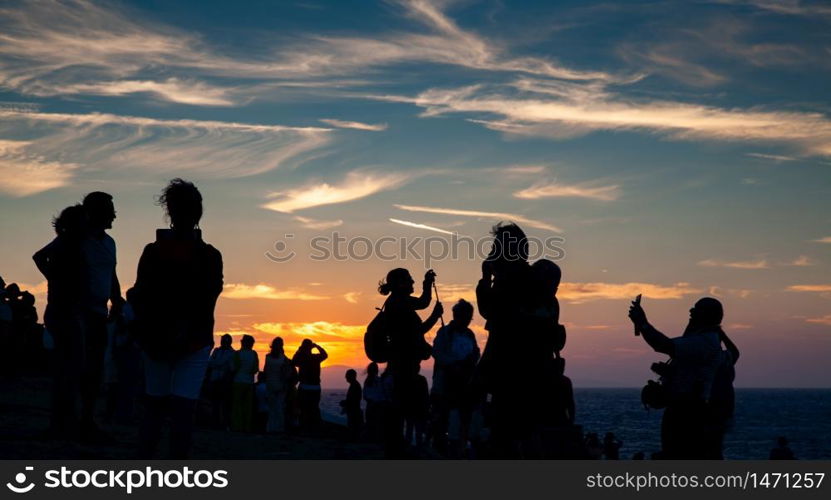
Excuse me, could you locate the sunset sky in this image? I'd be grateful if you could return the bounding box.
[1,0,829,388]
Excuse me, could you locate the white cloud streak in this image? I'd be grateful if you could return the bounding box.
[319,119,388,131]
[394,203,562,232]
[746,152,798,162]
[389,218,455,234]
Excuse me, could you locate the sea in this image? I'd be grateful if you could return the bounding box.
[321,388,831,459]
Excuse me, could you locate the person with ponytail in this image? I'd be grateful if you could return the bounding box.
[377,268,443,456]
[628,296,736,459]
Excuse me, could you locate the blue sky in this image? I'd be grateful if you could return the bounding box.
[0,0,829,386]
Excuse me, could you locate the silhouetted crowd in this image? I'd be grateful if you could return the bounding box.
[0,278,44,376]
[13,178,764,460]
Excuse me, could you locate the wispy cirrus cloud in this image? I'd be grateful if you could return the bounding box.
[0,0,241,105]
[618,44,727,88]
[394,203,561,232]
[559,281,701,302]
[223,283,328,301]
[813,237,831,244]
[698,258,770,269]
[380,80,831,157]
[0,109,331,191]
[54,79,236,106]
[319,119,388,131]
[514,180,621,201]
[263,171,411,213]
[720,0,831,18]
[618,18,810,91]
[0,139,77,196]
[0,0,616,108]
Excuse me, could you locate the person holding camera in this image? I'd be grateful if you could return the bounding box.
[292,338,329,429]
[628,296,734,459]
[376,267,443,456]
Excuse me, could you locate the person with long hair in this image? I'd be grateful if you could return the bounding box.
[33,204,87,438]
[129,179,223,458]
[475,223,544,457]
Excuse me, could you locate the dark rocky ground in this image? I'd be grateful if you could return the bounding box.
[0,376,383,459]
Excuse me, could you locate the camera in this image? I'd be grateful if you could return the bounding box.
[650,361,673,378]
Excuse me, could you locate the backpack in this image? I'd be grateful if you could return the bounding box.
[364,306,391,363]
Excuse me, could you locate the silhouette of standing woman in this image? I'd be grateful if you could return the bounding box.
[378,268,443,457]
[33,204,87,438]
[476,223,544,457]
[130,179,223,458]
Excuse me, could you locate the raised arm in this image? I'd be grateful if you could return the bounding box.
[629,302,675,356]
[410,270,435,310]
[314,344,328,362]
[475,261,495,320]
[418,301,444,335]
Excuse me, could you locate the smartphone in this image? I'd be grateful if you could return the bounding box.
[633,294,642,336]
